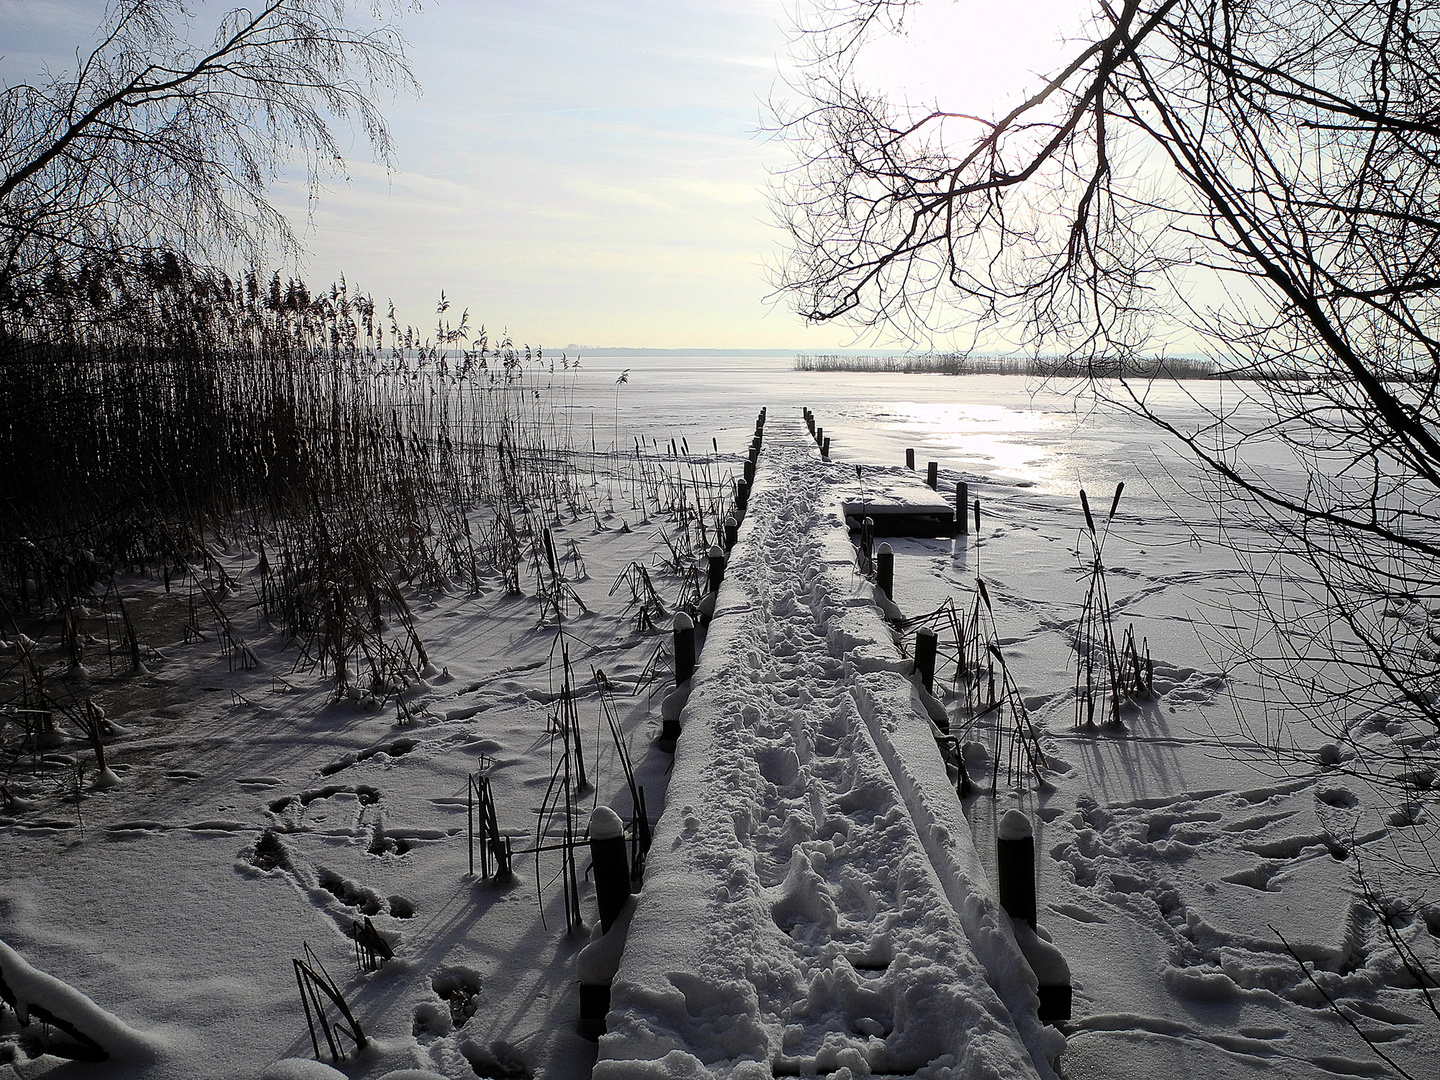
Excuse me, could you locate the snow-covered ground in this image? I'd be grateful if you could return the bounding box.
[3,356,1437,1079]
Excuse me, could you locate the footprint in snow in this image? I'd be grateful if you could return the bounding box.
[1316,786,1359,808]
[268,783,381,813]
[416,965,483,1034]
[1221,862,1282,891]
[318,736,419,777]
[1388,801,1426,828]
[106,820,169,835]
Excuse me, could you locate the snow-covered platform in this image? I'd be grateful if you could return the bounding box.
[595,418,1063,1079]
[838,475,958,537]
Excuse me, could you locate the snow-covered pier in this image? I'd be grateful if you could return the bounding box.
[595,417,1064,1079]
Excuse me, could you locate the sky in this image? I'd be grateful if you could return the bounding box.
[0,0,1090,350]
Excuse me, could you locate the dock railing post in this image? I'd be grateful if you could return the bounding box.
[707,545,726,595]
[915,627,938,693]
[589,807,631,933]
[876,542,894,600]
[998,809,1037,927]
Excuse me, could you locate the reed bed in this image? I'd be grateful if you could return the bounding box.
[1073,485,1154,728]
[0,269,738,710]
[794,352,1220,379]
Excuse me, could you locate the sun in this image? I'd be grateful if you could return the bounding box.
[853,0,1095,114]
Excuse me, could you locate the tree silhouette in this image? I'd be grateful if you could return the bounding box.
[777,0,1440,1055]
[0,0,415,333]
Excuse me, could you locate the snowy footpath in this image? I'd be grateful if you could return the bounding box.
[596,419,1065,1079]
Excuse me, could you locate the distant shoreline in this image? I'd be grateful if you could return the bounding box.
[794,352,1219,379]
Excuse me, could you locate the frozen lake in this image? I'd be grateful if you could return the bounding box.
[535,351,1276,512]
[4,350,1433,1080]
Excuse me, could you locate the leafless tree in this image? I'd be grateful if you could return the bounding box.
[0,0,415,333]
[777,0,1440,1056]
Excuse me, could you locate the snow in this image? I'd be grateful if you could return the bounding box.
[587,806,624,842]
[0,938,161,1061]
[998,809,1033,841]
[259,1061,347,1080]
[838,474,956,519]
[577,898,637,987]
[1,356,1436,1078]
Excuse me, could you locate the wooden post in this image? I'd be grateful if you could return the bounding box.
[815,425,823,446]
[723,515,738,552]
[915,627,938,693]
[926,461,938,490]
[998,809,1037,927]
[707,545,726,595]
[998,806,1071,1025]
[578,984,610,1041]
[673,612,695,686]
[743,458,755,486]
[736,479,749,518]
[589,807,631,933]
[821,436,830,459]
[662,613,695,748]
[906,447,915,470]
[956,482,969,533]
[876,542,894,600]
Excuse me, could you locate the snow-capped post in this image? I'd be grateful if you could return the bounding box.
[956,482,969,533]
[723,515,738,552]
[748,438,760,464]
[673,612,695,687]
[927,461,938,490]
[707,545,726,595]
[662,613,696,748]
[998,809,1037,927]
[998,807,1072,1024]
[876,542,894,599]
[915,627,938,693]
[589,806,631,932]
[821,436,830,459]
[906,447,916,470]
[743,458,755,486]
[736,478,750,518]
[576,892,637,1041]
